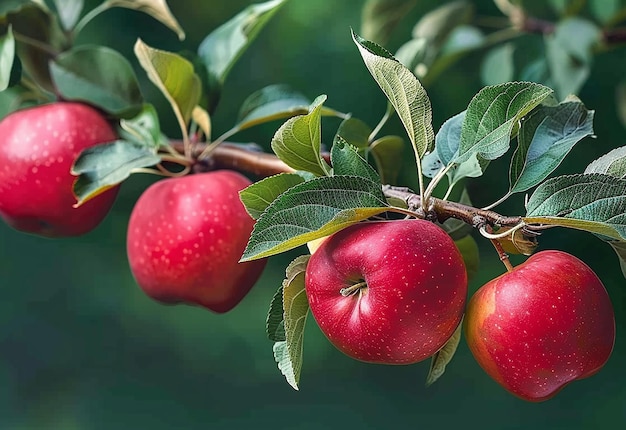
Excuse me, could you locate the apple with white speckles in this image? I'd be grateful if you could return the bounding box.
[126,170,267,313]
[305,219,468,364]
[0,102,119,237]
[464,250,615,402]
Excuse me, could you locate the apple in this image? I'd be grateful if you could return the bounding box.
[126,170,267,313]
[0,102,119,237]
[464,250,615,401]
[305,219,468,364]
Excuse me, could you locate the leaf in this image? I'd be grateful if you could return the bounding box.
[52,0,83,30]
[241,175,390,261]
[118,104,163,149]
[134,38,201,135]
[267,285,286,342]
[360,0,417,45]
[270,95,330,176]
[50,45,143,117]
[584,146,626,179]
[0,0,33,16]
[353,30,434,160]
[237,84,311,131]
[545,18,600,98]
[72,140,161,205]
[334,117,371,150]
[239,173,305,220]
[370,135,404,184]
[509,97,594,194]
[192,105,211,138]
[331,137,381,183]
[480,43,515,86]
[589,0,623,24]
[617,82,626,129]
[273,255,311,390]
[608,240,626,278]
[455,82,553,164]
[425,317,463,387]
[198,0,286,84]
[524,173,626,241]
[0,26,15,91]
[104,0,185,40]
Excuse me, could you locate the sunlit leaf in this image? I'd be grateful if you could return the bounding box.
[524,173,626,241]
[426,318,463,387]
[53,0,83,30]
[104,0,184,40]
[271,95,330,176]
[241,176,389,261]
[240,173,305,220]
[585,146,626,179]
[361,0,417,45]
[353,30,434,160]
[331,137,381,183]
[0,26,15,91]
[370,135,404,184]
[192,105,211,138]
[237,84,311,131]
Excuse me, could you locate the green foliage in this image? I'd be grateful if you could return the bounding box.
[426,318,463,387]
[0,26,15,91]
[330,137,381,182]
[52,0,83,30]
[240,173,305,220]
[102,0,185,40]
[585,146,626,178]
[236,84,311,131]
[360,0,418,45]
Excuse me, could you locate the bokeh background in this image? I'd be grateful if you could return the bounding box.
[2,0,626,428]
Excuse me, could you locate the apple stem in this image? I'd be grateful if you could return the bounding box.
[489,236,515,272]
[340,281,368,297]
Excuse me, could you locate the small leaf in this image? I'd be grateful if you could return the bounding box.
[0,1,33,16]
[72,140,161,205]
[270,95,330,176]
[0,25,15,91]
[524,173,626,241]
[412,1,473,53]
[134,38,201,135]
[267,285,286,342]
[192,105,211,138]
[273,255,311,390]
[53,0,83,30]
[353,30,434,161]
[360,0,418,45]
[334,117,371,150]
[370,135,404,184]
[426,317,463,387]
[241,175,389,261]
[104,0,185,40]
[237,84,311,131]
[480,43,515,86]
[584,146,626,179]
[509,97,594,193]
[50,45,143,117]
[456,82,553,164]
[496,227,538,256]
[118,103,163,149]
[331,137,381,183]
[240,173,305,220]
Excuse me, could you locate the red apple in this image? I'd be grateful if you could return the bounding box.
[464,250,615,402]
[0,102,119,237]
[305,219,468,364]
[126,170,267,313]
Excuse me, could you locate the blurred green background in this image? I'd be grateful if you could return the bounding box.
[2,0,626,428]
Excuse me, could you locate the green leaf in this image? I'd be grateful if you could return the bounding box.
[426,317,463,387]
[52,0,83,30]
[103,0,185,40]
[412,0,473,53]
[331,137,381,183]
[0,26,15,91]
[608,240,626,278]
[524,173,626,241]
[241,175,389,261]
[270,95,330,176]
[267,285,286,342]
[456,82,553,164]
[0,0,33,16]
[72,140,161,205]
[353,30,434,160]
[510,97,594,194]
[480,43,514,86]
[118,103,163,149]
[370,135,404,184]
[545,18,600,98]
[617,82,626,129]
[236,84,311,131]
[589,0,622,23]
[50,45,143,118]
[273,255,310,390]
[198,0,286,85]
[134,38,201,136]
[239,173,305,220]
[360,0,417,45]
[334,117,371,150]
[584,146,626,179]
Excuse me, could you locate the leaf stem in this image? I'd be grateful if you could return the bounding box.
[482,191,512,210]
[368,105,393,142]
[72,2,111,38]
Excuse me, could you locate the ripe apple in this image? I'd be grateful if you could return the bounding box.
[464,250,615,402]
[0,102,119,237]
[305,219,468,364]
[126,170,267,313]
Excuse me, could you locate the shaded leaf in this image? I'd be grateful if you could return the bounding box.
[454,236,479,282]
[50,45,143,117]
[0,26,15,91]
[585,146,626,179]
[104,0,184,40]
[353,30,434,160]
[53,0,83,30]
[334,117,371,150]
[240,173,305,220]
[608,240,626,278]
[370,135,404,184]
[72,140,161,205]
[237,84,310,131]
[271,95,330,176]
[524,173,626,241]
[241,175,389,261]
[426,317,463,387]
[118,103,163,149]
[480,43,514,86]
[267,285,285,342]
[361,0,417,45]
[331,137,381,183]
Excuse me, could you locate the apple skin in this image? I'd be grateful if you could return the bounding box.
[126,170,267,313]
[464,250,615,402]
[305,219,468,364]
[0,102,119,237]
